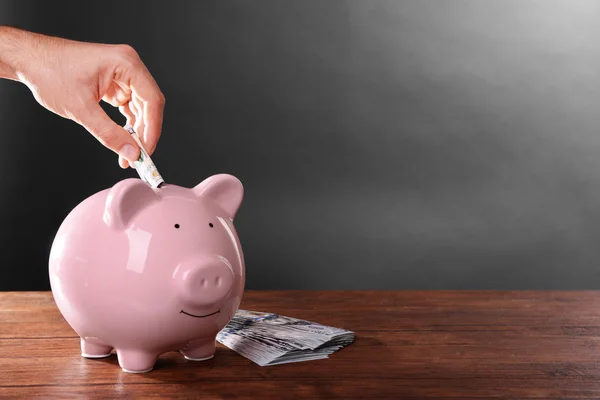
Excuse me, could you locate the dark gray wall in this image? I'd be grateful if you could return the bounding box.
[1,0,600,290]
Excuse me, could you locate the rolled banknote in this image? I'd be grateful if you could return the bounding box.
[124,125,164,188]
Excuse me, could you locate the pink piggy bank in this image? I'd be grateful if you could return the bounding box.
[48,174,245,373]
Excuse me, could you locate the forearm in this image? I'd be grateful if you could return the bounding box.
[0,26,37,81]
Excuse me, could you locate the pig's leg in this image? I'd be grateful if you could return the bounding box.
[180,337,216,361]
[116,349,158,373]
[80,337,113,358]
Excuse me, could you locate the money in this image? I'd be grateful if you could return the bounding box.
[124,125,164,188]
[217,309,355,366]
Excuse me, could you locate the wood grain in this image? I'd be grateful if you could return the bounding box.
[2,291,600,399]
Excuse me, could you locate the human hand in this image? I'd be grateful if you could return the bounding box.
[0,27,165,168]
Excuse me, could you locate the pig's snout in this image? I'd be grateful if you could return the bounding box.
[176,259,235,307]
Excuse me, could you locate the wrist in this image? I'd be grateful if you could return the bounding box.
[0,26,39,82]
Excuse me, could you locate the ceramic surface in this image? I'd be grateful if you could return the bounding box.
[49,174,245,373]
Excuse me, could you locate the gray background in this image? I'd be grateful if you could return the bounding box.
[1,0,599,291]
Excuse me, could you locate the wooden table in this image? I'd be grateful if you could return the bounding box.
[2,291,600,399]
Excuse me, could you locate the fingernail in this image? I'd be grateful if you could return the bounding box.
[118,155,128,169]
[118,144,139,162]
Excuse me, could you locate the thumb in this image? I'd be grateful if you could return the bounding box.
[74,102,140,163]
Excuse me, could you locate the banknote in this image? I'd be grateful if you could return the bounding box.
[124,125,164,188]
[217,309,355,366]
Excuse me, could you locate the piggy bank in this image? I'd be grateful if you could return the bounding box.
[48,174,245,373]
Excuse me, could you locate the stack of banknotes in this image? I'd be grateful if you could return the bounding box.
[217,309,355,366]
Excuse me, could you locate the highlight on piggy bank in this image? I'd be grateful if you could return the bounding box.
[48,174,246,373]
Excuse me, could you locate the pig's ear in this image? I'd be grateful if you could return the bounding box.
[193,174,244,219]
[103,178,158,230]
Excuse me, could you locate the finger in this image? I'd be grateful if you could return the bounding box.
[102,86,131,107]
[123,101,140,168]
[128,100,139,121]
[128,100,144,147]
[130,70,164,155]
[119,104,135,126]
[74,101,140,163]
[118,155,129,169]
[141,96,163,155]
[115,80,133,103]
[129,100,142,130]
[119,156,134,169]
[132,95,146,147]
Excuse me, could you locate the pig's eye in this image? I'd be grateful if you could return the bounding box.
[174,224,180,229]
[209,223,214,228]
